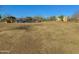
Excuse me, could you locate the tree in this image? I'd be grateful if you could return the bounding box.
[47,16,57,21]
[25,17,33,22]
[1,15,16,23]
[0,15,2,21]
[71,11,79,22]
[58,15,64,21]
[32,16,45,22]
[0,15,1,19]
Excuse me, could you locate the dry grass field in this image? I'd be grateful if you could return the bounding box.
[0,21,79,54]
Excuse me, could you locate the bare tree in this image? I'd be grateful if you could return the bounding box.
[47,16,57,21]
[71,11,79,22]
[32,16,45,22]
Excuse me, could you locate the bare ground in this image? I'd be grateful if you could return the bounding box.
[0,21,79,54]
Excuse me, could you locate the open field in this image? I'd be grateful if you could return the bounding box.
[0,21,79,53]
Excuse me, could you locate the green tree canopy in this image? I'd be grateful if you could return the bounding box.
[1,15,16,23]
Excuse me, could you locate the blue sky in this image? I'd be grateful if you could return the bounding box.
[0,5,79,18]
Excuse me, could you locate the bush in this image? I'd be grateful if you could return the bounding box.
[1,16,16,23]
